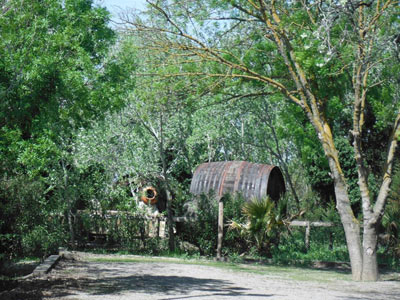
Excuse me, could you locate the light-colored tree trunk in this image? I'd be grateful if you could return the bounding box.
[327,155,363,281]
[159,111,175,252]
[362,224,379,281]
[359,113,400,280]
[67,210,76,250]
[62,159,76,250]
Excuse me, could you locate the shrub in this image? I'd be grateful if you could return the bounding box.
[21,223,66,259]
[381,163,400,262]
[177,192,247,256]
[229,196,285,257]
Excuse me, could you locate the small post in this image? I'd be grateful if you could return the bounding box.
[305,221,310,252]
[217,199,224,260]
[329,231,333,250]
[156,216,160,238]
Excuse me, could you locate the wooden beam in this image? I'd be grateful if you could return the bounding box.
[289,220,334,227]
[289,220,335,252]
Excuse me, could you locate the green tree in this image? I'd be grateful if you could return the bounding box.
[0,0,116,136]
[76,34,200,250]
[124,0,399,281]
[0,0,119,258]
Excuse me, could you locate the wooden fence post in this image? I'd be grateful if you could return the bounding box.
[289,220,334,252]
[305,221,311,252]
[217,199,224,260]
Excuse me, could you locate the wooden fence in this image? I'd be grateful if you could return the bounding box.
[77,209,336,255]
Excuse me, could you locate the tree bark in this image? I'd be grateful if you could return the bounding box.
[316,121,363,281]
[159,110,175,252]
[165,188,175,252]
[62,159,76,250]
[67,210,76,250]
[362,224,379,281]
[332,174,363,281]
[359,113,400,281]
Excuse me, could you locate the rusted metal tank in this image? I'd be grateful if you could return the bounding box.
[190,161,285,201]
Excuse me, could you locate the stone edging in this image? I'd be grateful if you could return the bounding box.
[32,255,61,277]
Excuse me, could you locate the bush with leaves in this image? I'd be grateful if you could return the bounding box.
[381,164,400,261]
[21,222,66,259]
[181,193,218,256]
[0,169,69,259]
[221,194,248,255]
[176,192,247,256]
[229,196,286,257]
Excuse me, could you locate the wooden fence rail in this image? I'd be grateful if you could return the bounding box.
[288,220,335,251]
[76,210,336,254]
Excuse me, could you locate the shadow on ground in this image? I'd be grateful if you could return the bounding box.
[0,260,274,300]
[67,275,272,299]
[2,257,399,300]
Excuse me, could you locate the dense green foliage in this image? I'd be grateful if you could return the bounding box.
[381,164,400,263]
[0,0,125,260]
[176,193,246,256]
[1,0,399,276]
[229,196,285,256]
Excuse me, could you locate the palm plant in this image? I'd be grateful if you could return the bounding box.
[229,196,286,255]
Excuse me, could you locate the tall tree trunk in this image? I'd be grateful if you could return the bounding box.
[332,172,363,281]
[159,111,175,252]
[165,187,175,252]
[62,159,76,250]
[67,209,76,250]
[318,122,363,281]
[362,224,379,281]
[360,113,400,281]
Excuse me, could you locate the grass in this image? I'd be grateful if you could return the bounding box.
[12,257,40,263]
[86,254,353,283]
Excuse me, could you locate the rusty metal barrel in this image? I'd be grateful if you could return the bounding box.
[190,161,285,201]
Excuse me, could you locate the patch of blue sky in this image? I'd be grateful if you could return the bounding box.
[95,0,148,23]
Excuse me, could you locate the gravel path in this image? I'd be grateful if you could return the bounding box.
[3,253,400,300]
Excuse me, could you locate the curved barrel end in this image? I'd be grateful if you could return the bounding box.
[267,166,286,201]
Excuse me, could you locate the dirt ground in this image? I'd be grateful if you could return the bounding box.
[1,253,399,300]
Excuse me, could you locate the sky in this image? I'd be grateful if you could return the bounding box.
[96,0,147,21]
